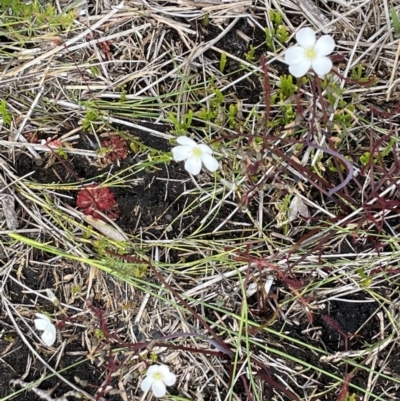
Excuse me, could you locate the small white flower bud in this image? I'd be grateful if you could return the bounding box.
[46,288,60,307]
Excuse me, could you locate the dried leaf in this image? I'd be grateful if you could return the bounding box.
[288,194,310,222]
[0,194,18,230]
[82,215,128,242]
[295,0,334,33]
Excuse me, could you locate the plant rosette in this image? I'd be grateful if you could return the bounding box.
[101,135,128,164]
[76,185,120,220]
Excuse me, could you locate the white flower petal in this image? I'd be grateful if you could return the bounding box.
[156,365,170,375]
[34,314,56,346]
[152,381,166,398]
[198,143,213,155]
[314,35,335,56]
[185,157,202,175]
[312,56,333,76]
[34,313,51,330]
[34,318,47,331]
[35,313,51,323]
[296,27,316,48]
[41,326,56,346]
[289,60,312,78]
[176,136,197,148]
[147,365,160,375]
[141,376,153,392]
[172,145,191,162]
[201,153,219,172]
[163,371,177,386]
[284,46,305,65]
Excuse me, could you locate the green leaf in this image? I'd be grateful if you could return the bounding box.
[391,8,400,36]
[244,45,256,61]
[359,152,370,166]
[277,75,296,98]
[94,329,105,339]
[0,100,11,125]
[265,27,275,49]
[220,52,227,72]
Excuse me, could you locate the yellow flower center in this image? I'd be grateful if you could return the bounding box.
[152,372,163,381]
[191,146,203,158]
[305,47,316,60]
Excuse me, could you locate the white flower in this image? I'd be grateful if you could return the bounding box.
[141,364,176,398]
[34,313,57,347]
[284,27,335,78]
[172,136,219,175]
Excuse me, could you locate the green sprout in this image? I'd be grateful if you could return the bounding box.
[71,285,81,294]
[267,75,297,128]
[322,78,347,109]
[265,11,288,50]
[89,65,101,77]
[228,103,238,128]
[276,25,289,44]
[357,268,372,288]
[350,64,372,83]
[265,27,274,49]
[169,109,193,135]
[82,108,100,130]
[245,45,256,61]
[94,329,105,340]
[119,87,127,102]
[0,0,75,32]
[196,107,217,122]
[391,8,400,36]
[203,13,209,27]
[195,88,233,129]
[276,75,297,98]
[359,152,371,166]
[0,100,11,125]
[360,138,396,166]
[56,147,68,159]
[220,52,227,72]
[210,88,224,108]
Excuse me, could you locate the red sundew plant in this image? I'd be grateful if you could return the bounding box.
[76,185,120,220]
[101,135,128,164]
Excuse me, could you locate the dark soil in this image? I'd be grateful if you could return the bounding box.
[14,122,255,241]
[2,258,400,400]
[270,292,400,401]
[2,125,257,400]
